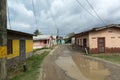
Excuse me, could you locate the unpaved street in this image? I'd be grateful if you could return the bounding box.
[40,45,120,80]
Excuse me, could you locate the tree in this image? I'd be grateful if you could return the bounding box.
[33,29,41,36]
[67,32,75,38]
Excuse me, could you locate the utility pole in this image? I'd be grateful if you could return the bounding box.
[56,28,60,44]
[57,28,59,37]
[0,0,7,80]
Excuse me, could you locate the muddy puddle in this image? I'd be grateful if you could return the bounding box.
[55,55,110,80]
[72,55,110,80]
[55,56,89,80]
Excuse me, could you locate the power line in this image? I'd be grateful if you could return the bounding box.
[75,0,105,24]
[85,0,106,24]
[75,0,96,18]
[7,2,12,29]
[46,0,59,36]
[32,0,38,29]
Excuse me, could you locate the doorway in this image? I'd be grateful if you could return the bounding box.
[83,38,87,47]
[98,38,105,53]
[19,40,26,61]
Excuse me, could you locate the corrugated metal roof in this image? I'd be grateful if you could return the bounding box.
[33,35,51,40]
[75,24,120,35]
[7,29,33,36]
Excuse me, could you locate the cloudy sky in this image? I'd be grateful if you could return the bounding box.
[7,0,120,36]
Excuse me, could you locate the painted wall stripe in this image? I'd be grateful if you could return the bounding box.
[0,46,7,58]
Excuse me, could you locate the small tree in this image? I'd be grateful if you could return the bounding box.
[33,29,41,36]
[65,32,75,43]
[67,32,75,38]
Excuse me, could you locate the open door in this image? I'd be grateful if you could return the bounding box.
[83,38,87,47]
[98,38,105,53]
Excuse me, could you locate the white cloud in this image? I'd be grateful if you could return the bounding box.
[7,0,35,31]
[7,0,120,36]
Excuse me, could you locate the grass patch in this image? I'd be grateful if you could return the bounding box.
[33,46,56,53]
[9,51,49,80]
[88,54,120,64]
[33,47,49,53]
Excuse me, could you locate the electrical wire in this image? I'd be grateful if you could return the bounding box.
[75,0,105,24]
[32,0,38,29]
[85,0,106,24]
[75,0,96,18]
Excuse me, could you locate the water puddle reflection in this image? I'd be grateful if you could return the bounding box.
[72,55,110,80]
[55,56,90,80]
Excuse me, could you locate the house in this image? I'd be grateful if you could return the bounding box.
[7,29,33,68]
[33,35,56,49]
[64,36,72,44]
[57,36,65,44]
[75,24,120,53]
[71,36,75,44]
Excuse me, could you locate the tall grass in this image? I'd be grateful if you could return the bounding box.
[9,51,49,80]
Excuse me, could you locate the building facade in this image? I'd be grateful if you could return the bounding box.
[33,35,57,49]
[7,29,33,68]
[75,24,120,53]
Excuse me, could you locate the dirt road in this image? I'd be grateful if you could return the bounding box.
[40,45,120,80]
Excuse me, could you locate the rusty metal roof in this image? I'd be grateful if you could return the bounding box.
[7,29,33,36]
[75,24,120,35]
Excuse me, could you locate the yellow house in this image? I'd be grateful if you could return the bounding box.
[7,29,33,67]
[75,24,120,53]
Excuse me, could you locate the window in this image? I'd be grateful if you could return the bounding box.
[44,40,47,44]
[80,39,82,46]
[7,39,13,54]
[108,30,113,33]
[92,37,96,39]
[77,39,79,45]
[111,37,115,39]
[78,39,79,45]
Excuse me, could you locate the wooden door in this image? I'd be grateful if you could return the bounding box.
[98,38,105,53]
[20,40,26,61]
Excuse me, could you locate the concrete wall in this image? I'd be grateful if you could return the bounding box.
[33,40,48,49]
[89,27,120,53]
[26,40,33,53]
[75,34,89,47]
[71,37,75,44]
[7,31,33,68]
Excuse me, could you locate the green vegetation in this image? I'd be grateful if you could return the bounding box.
[33,29,41,36]
[9,51,49,80]
[33,47,49,53]
[33,46,56,53]
[88,54,120,64]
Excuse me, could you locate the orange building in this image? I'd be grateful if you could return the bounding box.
[75,24,120,53]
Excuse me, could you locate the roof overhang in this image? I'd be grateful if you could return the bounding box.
[75,24,120,36]
[7,29,33,36]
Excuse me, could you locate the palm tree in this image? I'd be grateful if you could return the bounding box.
[33,29,41,36]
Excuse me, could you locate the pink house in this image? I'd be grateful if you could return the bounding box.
[75,24,120,53]
[33,35,56,49]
